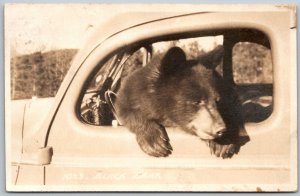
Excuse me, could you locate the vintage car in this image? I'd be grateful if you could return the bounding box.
[7,6,297,192]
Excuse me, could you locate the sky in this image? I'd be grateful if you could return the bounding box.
[6,4,123,55]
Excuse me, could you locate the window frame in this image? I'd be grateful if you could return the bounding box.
[48,11,294,137]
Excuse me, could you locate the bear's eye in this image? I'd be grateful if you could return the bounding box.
[192,101,199,105]
[199,100,206,106]
[186,101,196,105]
[187,100,203,106]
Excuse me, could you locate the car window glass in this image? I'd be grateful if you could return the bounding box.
[232,42,273,122]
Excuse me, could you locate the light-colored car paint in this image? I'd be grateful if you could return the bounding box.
[7,7,297,192]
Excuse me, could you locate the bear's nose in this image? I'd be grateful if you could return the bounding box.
[215,128,226,138]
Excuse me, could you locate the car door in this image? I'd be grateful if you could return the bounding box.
[45,11,296,191]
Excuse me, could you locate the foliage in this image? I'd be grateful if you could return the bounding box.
[10,41,272,100]
[11,49,77,99]
[233,42,272,84]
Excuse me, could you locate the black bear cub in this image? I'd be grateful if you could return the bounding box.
[115,46,250,158]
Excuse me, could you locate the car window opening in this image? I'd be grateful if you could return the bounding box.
[79,31,273,127]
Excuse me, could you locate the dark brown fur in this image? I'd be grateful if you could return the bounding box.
[116,46,249,158]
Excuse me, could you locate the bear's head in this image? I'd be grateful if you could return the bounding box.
[157,46,227,141]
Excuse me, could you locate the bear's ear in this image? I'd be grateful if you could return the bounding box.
[198,45,224,69]
[160,47,187,75]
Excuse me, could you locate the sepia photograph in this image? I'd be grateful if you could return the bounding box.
[4,4,297,192]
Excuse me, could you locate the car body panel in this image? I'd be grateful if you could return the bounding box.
[7,6,297,192]
[11,99,26,160]
[11,98,54,163]
[10,98,54,185]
